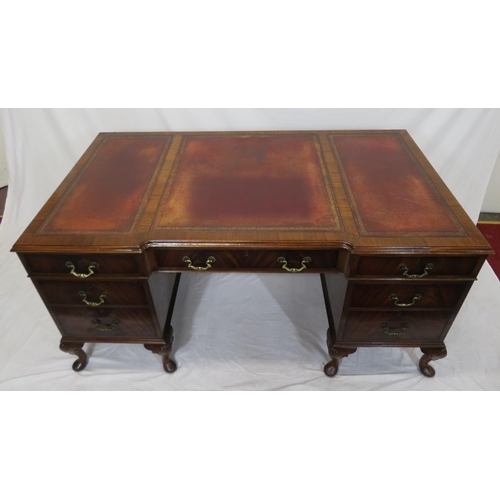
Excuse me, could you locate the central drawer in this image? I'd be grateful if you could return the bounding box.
[156,249,339,272]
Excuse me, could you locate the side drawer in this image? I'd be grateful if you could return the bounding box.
[52,307,161,340]
[22,253,141,276]
[156,249,338,272]
[349,283,469,310]
[35,280,150,306]
[340,311,451,344]
[354,256,480,278]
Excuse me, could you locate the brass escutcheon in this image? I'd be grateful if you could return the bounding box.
[91,318,119,332]
[182,256,216,271]
[389,293,422,307]
[66,261,99,278]
[79,291,107,307]
[381,322,409,337]
[277,256,311,273]
[399,263,434,279]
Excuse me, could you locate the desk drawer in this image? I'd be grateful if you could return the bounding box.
[355,256,479,278]
[349,283,468,310]
[36,280,149,306]
[23,254,140,276]
[157,249,338,272]
[52,307,160,340]
[341,311,451,343]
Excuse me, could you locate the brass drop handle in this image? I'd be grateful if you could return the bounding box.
[79,291,107,307]
[389,293,422,307]
[399,263,433,279]
[91,318,119,332]
[182,256,216,271]
[277,256,311,273]
[66,261,98,278]
[381,323,409,337]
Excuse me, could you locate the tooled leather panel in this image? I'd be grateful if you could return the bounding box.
[330,133,466,237]
[39,136,171,234]
[154,134,341,230]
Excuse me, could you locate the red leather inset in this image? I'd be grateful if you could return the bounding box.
[157,135,339,229]
[332,134,463,235]
[44,136,169,232]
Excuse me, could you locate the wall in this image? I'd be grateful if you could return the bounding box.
[0,109,500,213]
[481,150,500,213]
[0,126,7,187]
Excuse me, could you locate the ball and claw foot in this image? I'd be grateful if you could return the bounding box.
[419,346,447,377]
[60,342,89,372]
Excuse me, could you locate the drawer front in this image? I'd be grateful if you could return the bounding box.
[349,283,468,309]
[36,280,149,306]
[355,256,479,278]
[52,307,160,340]
[157,249,338,272]
[23,254,140,276]
[340,311,451,343]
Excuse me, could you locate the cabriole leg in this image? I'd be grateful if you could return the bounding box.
[419,346,447,377]
[324,328,357,377]
[59,341,88,372]
[144,325,177,373]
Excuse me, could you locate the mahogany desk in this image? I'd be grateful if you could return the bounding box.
[11,131,493,377]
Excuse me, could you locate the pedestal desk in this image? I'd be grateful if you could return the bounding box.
[11,131,493,377]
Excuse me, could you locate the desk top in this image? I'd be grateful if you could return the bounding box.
[12,130,491,256]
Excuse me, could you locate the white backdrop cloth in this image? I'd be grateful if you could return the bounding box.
[1,108,500,390]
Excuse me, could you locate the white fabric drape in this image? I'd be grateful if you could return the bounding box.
[1,108,500,390]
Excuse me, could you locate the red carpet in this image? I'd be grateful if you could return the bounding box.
[477,223,500,280]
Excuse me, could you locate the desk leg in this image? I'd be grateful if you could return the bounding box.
[144,272,180,373]
[321,274,356,377]
[419,345,447,377]
[144,325,177,373]
[59,341,89,372]
[324,328,357,377]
